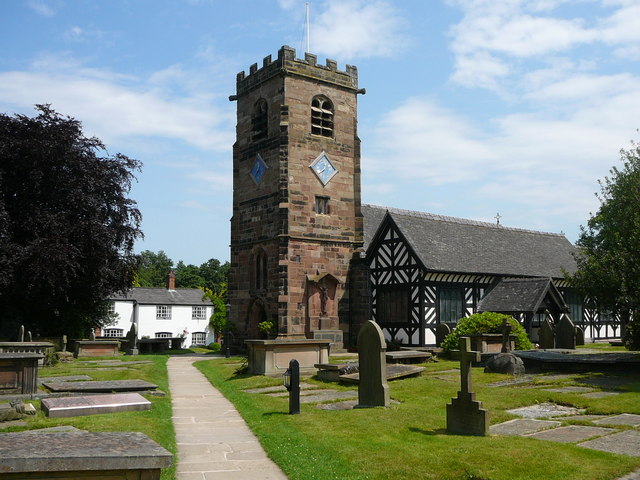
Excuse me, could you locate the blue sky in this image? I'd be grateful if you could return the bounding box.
[2,0,639,265]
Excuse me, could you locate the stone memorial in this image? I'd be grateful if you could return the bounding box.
[575,326,585,346]
[41,393,151,418]
[435,323,451,347]
[18,325,24,343]
[0,400,37,422]
[484,352,525,375]
[74,339,120,357]
[555,313,577,349]
[357,320,389,408]
[26,331,32,342]
[0,352,42,394]
[89,329,96,341]
[446,336,488,436]
[126,322,139,355]
[43,379,158,393]
[501,318,512,353]
[0,431,172,479]
[539,317,555,349]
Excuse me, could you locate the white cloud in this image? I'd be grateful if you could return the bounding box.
[311,0,408,60]
[27,0,55,17]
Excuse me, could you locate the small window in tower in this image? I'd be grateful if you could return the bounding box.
[252,99,268,141]
[253,249,268,290]
[311,96,333,137]
[315,196,330,215]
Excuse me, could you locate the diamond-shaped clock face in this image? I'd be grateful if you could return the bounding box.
[249,154,267,185]
[310,152,337,186]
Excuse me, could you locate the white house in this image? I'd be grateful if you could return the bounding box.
[104,272,215,347]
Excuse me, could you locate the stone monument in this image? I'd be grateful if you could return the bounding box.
[446,336,488,436]
[357,320,389,408]
[575,326,585,346]
[501,318,512,353]
[126,323,139,356]
[19,325,24,343]
[555,313,576,349]
[539,316,555,349]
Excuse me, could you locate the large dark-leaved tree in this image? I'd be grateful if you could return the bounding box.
[569,138,640,349]
[0,105,142,339]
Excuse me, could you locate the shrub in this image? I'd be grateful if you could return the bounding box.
[440,312,533,352]
[207,342,221,353]
[624,320,640,351]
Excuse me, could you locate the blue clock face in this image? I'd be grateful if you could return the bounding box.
[311,153,337,186]
[249,154,267,184]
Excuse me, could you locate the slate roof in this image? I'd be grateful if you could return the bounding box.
[109,287,212,306]
[477,278,568,313]
[361,204,577,278]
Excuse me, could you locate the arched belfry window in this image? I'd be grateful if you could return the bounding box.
[254,249,268,290]
[311,96,333,137]
[252,98,268,141]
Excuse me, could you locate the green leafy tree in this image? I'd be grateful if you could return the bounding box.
[199,258,230,295]
[137,250,173,287]
[568,139,640,349]
[0,105,142,338]
[203,285,228,342]
[175,261,205,288]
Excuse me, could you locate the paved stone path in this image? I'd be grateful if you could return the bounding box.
[167,354,288,480]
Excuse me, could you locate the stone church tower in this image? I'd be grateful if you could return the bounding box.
[229,46,365,348]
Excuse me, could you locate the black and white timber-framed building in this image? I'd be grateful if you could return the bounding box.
[360,204,620,346]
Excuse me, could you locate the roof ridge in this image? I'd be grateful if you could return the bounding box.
[362,204,566,238]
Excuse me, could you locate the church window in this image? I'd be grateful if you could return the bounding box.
[252,99,268,141]
[311,96,333,137]
[254,250,268,290]
[315,196,330,215]
[439,287,464,324]
[376,285,410,325]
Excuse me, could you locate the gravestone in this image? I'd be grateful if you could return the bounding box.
[555,313,576,349]
[26,331,32,342]
[43,379,157,393]
[18,325,24,343]
[357,320,389,407]
[484,352,525,375]
[89,329,96,341]
[126,323,139,355]
[62,335,68,352]
[539,317,555,349]
[435,323,451,347]
[446,336,488,436]
[501,318,512,353]
[575,326,585,346]
[41,393,151,418]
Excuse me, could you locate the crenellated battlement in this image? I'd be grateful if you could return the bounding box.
[235,45,358,96]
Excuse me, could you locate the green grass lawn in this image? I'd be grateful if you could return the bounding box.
[196,357,640,480]
[1,354,177,480]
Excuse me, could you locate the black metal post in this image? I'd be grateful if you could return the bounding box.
[225,303,231,358]
[288,359,300,415]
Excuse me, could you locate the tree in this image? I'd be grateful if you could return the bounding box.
[568,139,640,349]
[0,105,142,338]
[203,285,228,342]
[136,250,174,287]
[174,261,206,288]
[198,258,230,295]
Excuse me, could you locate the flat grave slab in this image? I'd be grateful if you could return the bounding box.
[490,419,561,436]
[579,430,640,456]
[542,386,596,393]
[38,375,92,384]
[243,383,316,394]
[43,379,158,392]
[525,425,616,443]
[486,375,535,388]
[339,364,424,383]
[267,389,330,398]
[507,402,585,419]
[316,400,359,411]
[0,431,172,476]
[593,414,640,427]
[582,391,620,398]
[550,414,609,422]
[385,350,432,364]
[301,390,357,403]
[577,375,631,389]
[41,392,152,417]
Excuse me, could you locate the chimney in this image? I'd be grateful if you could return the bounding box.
[167,270,176,291]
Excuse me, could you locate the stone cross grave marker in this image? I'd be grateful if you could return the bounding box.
[357,320,389,408]
[539,316,555,349]
[555,313,576,349]
[501,318,512,353]
[446,336,488,436]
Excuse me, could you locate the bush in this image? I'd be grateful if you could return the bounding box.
[441,312,533,353]
[207,342,221,353]
[624,320,640,351]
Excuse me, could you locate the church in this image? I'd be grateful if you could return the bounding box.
[228,46,620,351]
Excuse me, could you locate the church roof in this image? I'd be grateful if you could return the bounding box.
[477,278,568,313]
[109,287,212,306]
[361,204,577,278]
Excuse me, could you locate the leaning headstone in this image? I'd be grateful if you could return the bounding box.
[357,320,389,407]
[61,335,68,352]
[89,329,96,341]
[555,313,576,349]
[539,317,555,349]
[446,336,488,436]
[19,325,24,342]
[126,323,139,355]
[435,323,451,347]
[575,326,585,346]
[501,318,512,353]
[27,331,33,342]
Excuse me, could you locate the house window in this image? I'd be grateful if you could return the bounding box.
[252,98,268,141]
[315,196,330,215]
[155,332,172,338]
[192,306,206,320]
[192,331,207,345]
[311,96,333,137]
[376,285,410,325]
[103,328,123,337]
[439,287,464,324]
[254,250,268,290]
[156,305,172,320]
